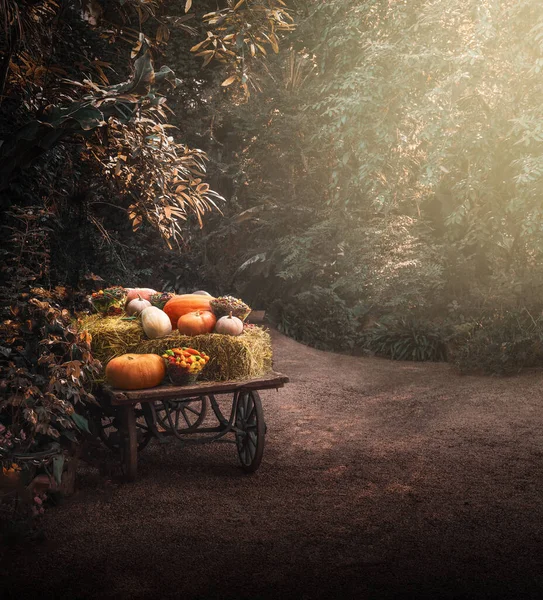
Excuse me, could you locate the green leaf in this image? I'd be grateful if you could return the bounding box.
[62,430,78,442]
[71,412,90,433]
[69,107,105,131]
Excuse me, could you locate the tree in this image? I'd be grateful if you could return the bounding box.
[0,0,296,246]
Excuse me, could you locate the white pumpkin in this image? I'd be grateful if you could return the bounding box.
[141,306,173,339]
[192,290,213,297]
[126,295,152,316]
[214,312,244,336]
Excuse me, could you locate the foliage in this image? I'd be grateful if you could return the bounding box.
[190,0,543,364]
[268,286,360,352]
[332,216,446,312]
[0,0,59,99]
[306,0,543,305]
[192,0,296,95]
[1,45,224,245]
[0,288,99,460]
[1,0,296,252]
[449,310,543,375]
[363,316,448,362]
[179,36,324,305]
[0,206,53,300]
[0,207,99,484]
[89,86,224,245]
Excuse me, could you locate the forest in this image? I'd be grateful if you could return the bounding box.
[3,0,543,569]
[3,0,543,373]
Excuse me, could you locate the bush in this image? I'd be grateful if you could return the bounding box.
[363,316,448,362]
[0,286,99,470]
[268,287,360,352]
[449,310,543,375]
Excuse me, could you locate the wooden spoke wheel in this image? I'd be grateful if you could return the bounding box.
[93,405,152,453]
[154,396,208,433]
[235,390,265,473]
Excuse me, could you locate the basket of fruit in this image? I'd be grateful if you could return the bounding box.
[162,347,210,385]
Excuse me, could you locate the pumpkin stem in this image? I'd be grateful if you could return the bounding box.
[228,311,233,318]
[137,293,143,301]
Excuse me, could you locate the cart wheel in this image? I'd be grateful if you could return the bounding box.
[154,396,208,433]
[93,405,152,453]
[235,390,265,473]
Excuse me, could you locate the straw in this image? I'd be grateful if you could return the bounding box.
[79,315,272,381]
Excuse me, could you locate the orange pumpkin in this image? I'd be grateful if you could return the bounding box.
[105,354,166,390]
[125,288,158,305]
[177,310,216,336]
[163,294,214,327]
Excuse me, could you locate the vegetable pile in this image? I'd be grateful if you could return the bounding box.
[90,286,126,313]
[162,347,210,375]
[81,287,270,388]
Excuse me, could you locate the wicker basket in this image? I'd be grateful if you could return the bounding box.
[167,363,199,385]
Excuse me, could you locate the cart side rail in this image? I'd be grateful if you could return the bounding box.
[105,371,289,406]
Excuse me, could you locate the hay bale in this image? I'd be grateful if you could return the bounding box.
[79,315,272,381]
[78,315,143,364]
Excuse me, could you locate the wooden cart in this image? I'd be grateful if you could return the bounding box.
[92,372,289,481]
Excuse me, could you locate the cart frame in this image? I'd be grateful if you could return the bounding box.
[95,372,289,481]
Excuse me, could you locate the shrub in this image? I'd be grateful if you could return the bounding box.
[449,310,543,375]
[363,316,448,362]
[268,286,360,352]
[0,287,100,475]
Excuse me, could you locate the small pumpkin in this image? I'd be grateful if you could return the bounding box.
[214,312,244,336]
[126,294,152,316]
[177,310,216,336]
[105,353,166,390]
[125,288,157,305]
[163,294,214,328]
[141,306,172,339]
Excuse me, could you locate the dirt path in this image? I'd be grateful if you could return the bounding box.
[3,329,543,599]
